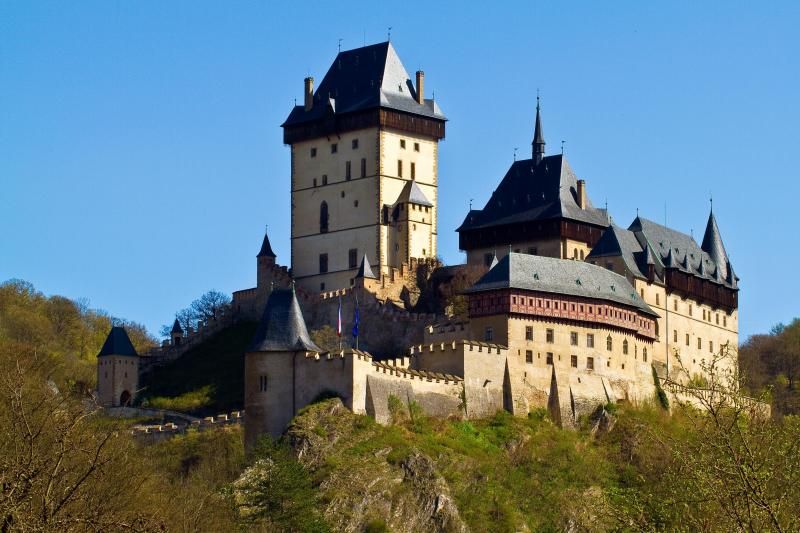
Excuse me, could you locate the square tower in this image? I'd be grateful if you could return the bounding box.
[282,42,446,293]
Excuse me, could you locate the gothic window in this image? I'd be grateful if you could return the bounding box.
[320,202,329,233]
[606,335,613,351]
[623,339,629,355]
[319,253,328,273]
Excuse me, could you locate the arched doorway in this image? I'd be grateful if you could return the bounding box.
[120,390,132,406]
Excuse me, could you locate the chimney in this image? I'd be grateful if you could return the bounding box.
[304,77,314,111]
[577,180,586,209]
[415,70,424,104]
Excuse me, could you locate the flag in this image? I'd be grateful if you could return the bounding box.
[337,296,342,337]
[352,294,360,339]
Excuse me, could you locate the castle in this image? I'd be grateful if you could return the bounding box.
[95,42,739,449]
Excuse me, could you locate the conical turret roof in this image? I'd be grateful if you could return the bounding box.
[98,327,138,357]
[248,288,320,352]
[257,229,276,258]
[170,319,183,334]
[356,254,378,279]
[700,211,730,282]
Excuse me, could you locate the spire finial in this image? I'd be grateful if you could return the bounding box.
[513,147,518,161]
[561,140,565,155]
[388,26,392,41]
[532,93,545,164]
[710,193,713,214]
[469,198,473,210]
[338,38,342,52]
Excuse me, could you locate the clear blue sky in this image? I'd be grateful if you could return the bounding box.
[2,1,798,341]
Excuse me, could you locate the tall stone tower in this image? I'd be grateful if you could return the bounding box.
[96,326,139,407]
[282,42,446,293]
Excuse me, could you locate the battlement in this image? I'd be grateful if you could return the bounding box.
[371,360,463,384]
[131,410,244,443]
[410,339,508,356]
[303,349,373,363]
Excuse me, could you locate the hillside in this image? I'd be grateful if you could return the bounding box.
[138,320,258,415]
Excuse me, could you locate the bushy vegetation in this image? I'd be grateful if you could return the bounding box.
[740,318,800,415]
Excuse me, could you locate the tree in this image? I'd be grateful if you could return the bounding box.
[656,344,800,531]
[190,290,231,322]
[0,342,161,530]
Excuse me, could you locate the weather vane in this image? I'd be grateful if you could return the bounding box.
[338,38,342,52]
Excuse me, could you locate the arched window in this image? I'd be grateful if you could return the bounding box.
[623,339,629,355]
[573,248,578,259]
[320,202,329,233]
[606,335,613,351]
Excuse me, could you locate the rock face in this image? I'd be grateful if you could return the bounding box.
[284,399,468,533]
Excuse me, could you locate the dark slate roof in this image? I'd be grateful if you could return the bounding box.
[457,155,608,232]
[249,289,321,352]
[467,253,658,317]
[257,230,276,258]
[398,179,433,207]
[282,42,445,128]
[629,216,737,289]
[98,327,138,357]
[532,102,545,146]
[170,319,183,334]
[586,224,646,279]
[700,211,730,282]
[356,254,378,279]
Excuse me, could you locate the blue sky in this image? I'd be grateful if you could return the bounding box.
[1,1,798,341]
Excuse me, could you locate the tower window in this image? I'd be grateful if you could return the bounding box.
[414,142,420,152]
[346,161,351,180]
[698,337,702,349]
[686,333,690,346]
[331,143,338,154]
[397,160,403,177]
[319,253,328,273]
[571,355,578,368]
[546,329,554,343]
[587,334,594,348]
[526,350,533,363]
[259,375,268,392]
[570,332,578,346]
[525,326,533,341]
[313,178,317,187]
[623,339,629,355]
[607,335,613,351]
[348,248,358,269]
[310,147,317,157]
[674,330,678,342]
[352,138,359,149]
[322,174,328,185]
[400,139,406,149]
[411,162,416,179]
[709,340,714,353]
[320,202,329,233]
[674,299,678,311]
[587,357,594,370]
[656,293,660,306]
[546,352,553,365]
[484,327,493,342]
[643,348,648,362]
[361,158,366,178]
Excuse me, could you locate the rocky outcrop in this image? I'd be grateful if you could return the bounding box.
[284,399,468,532]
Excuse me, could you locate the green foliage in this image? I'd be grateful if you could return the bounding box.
[740,317,800,415]
[138,320,257,414]
[652,364,670,410]
[387,394,405,424]
[311,325,344,353]
[364,517,389,532]
[144,385,214,411]
[234,437,329,532]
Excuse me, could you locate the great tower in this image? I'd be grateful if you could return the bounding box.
[282,42,446,293]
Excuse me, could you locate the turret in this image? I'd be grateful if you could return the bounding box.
[96,326,139,407]
[170,318,184,346]
[700,209,731,283]
[532,96,545,165]
[257,226,277,290]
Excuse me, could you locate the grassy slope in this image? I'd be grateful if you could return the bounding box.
[138,320,257,416]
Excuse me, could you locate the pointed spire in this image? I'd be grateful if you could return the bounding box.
[98,327,138,357]
[532,94,545,165]
[356,254,378,279]
[700,210,730,282]
[257,227,276,258]
[170,318,183,334]
[249,289,320,352]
